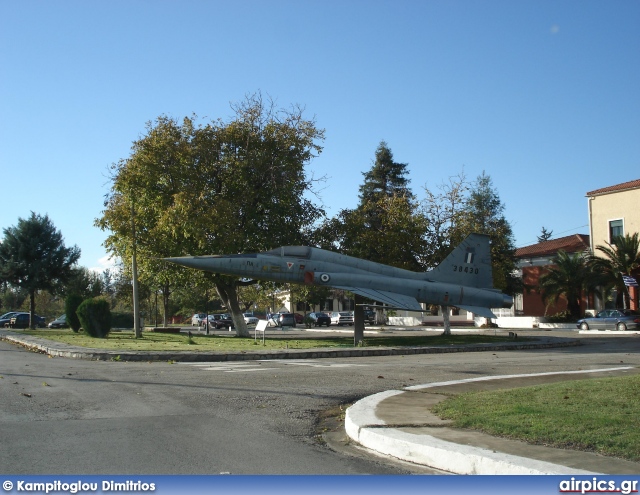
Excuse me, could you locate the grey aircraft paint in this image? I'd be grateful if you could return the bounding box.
[165,233,513,318]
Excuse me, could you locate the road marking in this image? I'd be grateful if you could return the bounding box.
[184,363,270,372]
[404,366,636,390]
[263,359,369,368]
[180,360,369,373]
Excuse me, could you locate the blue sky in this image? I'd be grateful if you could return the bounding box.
[1,0,639,271]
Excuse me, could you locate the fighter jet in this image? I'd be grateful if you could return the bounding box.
[165,233,513,318]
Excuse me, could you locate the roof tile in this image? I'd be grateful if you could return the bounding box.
[586,179,640,196]
[516,234,590,258]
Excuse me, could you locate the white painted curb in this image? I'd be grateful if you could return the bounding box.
[345,368,634,475]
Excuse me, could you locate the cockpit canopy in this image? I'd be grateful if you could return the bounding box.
[263,246,312,259]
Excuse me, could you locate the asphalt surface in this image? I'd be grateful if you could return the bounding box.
[2,325,639,475]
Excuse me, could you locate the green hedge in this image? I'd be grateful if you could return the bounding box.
[111,312,134,329]
[65,294,83,333]
[77,298,112,338]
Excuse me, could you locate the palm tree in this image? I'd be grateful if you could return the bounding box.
[539,250,593,319]
[589,233,640,309]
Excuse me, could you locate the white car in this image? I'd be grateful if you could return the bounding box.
[243,313,259,325]
[330,311,354,326]
[191,313,206,326]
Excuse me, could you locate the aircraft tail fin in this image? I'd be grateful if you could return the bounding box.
[427,234,494,289]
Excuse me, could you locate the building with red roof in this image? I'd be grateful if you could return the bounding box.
[515,234,591,317]
[586,178,640,311]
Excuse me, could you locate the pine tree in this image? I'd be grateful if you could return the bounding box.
[358,141,412,203]
[458,172,520,295]
[0,212,80,328]
[326,140,426,270]
[538,227,553,243]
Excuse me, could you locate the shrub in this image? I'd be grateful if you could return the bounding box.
[111,312,134,329]
[545,310,576,323]
[76,298,112,338]
[65,294,83,333]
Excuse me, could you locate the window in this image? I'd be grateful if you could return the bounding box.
[342,299,355,311]
[609,219,624,242]
[321,299,334,311]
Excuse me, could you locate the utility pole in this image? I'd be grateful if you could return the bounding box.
[131,203,141,338]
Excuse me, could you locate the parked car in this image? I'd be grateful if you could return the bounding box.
[243,313,259,325]
[0,311,20,327]
[207,314,235,330]
[577,309,640,331]
[363,310,376,324]
[294,313,304,324]
[307,312,331,327]
[191,313,206,326]
[330,311,354,326]
[10,313,46,329]
[276,312,296,327]
[48,314,68,328]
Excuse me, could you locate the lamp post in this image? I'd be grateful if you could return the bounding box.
[131,203,141,338]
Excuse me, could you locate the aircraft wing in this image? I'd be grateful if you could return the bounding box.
[456,305,497,319]
[333,286,424,311]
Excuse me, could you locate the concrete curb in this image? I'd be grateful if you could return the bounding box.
[0,330,581,361]
[344,371,623,475]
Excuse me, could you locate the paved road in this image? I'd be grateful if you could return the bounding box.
[2,331,638,474]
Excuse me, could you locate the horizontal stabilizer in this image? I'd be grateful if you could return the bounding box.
[334,286,423,311]
[456,305,496,319]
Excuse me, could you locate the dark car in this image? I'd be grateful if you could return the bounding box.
[307,312,331,327]
[10,313,46,329]
[294,313,304,324]
[48,314,68,328]
[577,309,640,331]
[207,314,235,330]
[0,311,20,327]
[363,310,376,324]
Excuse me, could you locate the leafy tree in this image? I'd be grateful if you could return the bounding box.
[97,93,325,336]
[1,285,27,314]
[323,196,427,272]
[65,267,104,299]
[589,233,640,309]
[289,284,332,313]
[237,282,286,314]
[319,142,427,342]
[0,212,80,329]
[96,115,194,328]
[322,141,425,267]
[538,227,554,243]
[456,172,521,296]
[420,170,469,268]
[101,269,115,303]
[539,250,592,319]
[65,294,83,333]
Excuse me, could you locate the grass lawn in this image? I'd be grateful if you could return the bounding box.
[18,328,519,352]
[432,374,640,462]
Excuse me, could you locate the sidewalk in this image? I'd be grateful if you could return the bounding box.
[345,367,640,475]
[2,328,639,474]
[0,326,581,362]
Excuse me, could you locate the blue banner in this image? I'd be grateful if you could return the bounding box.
[1,475,639,495]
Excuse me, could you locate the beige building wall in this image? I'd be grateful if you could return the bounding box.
[588,187,640,254]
